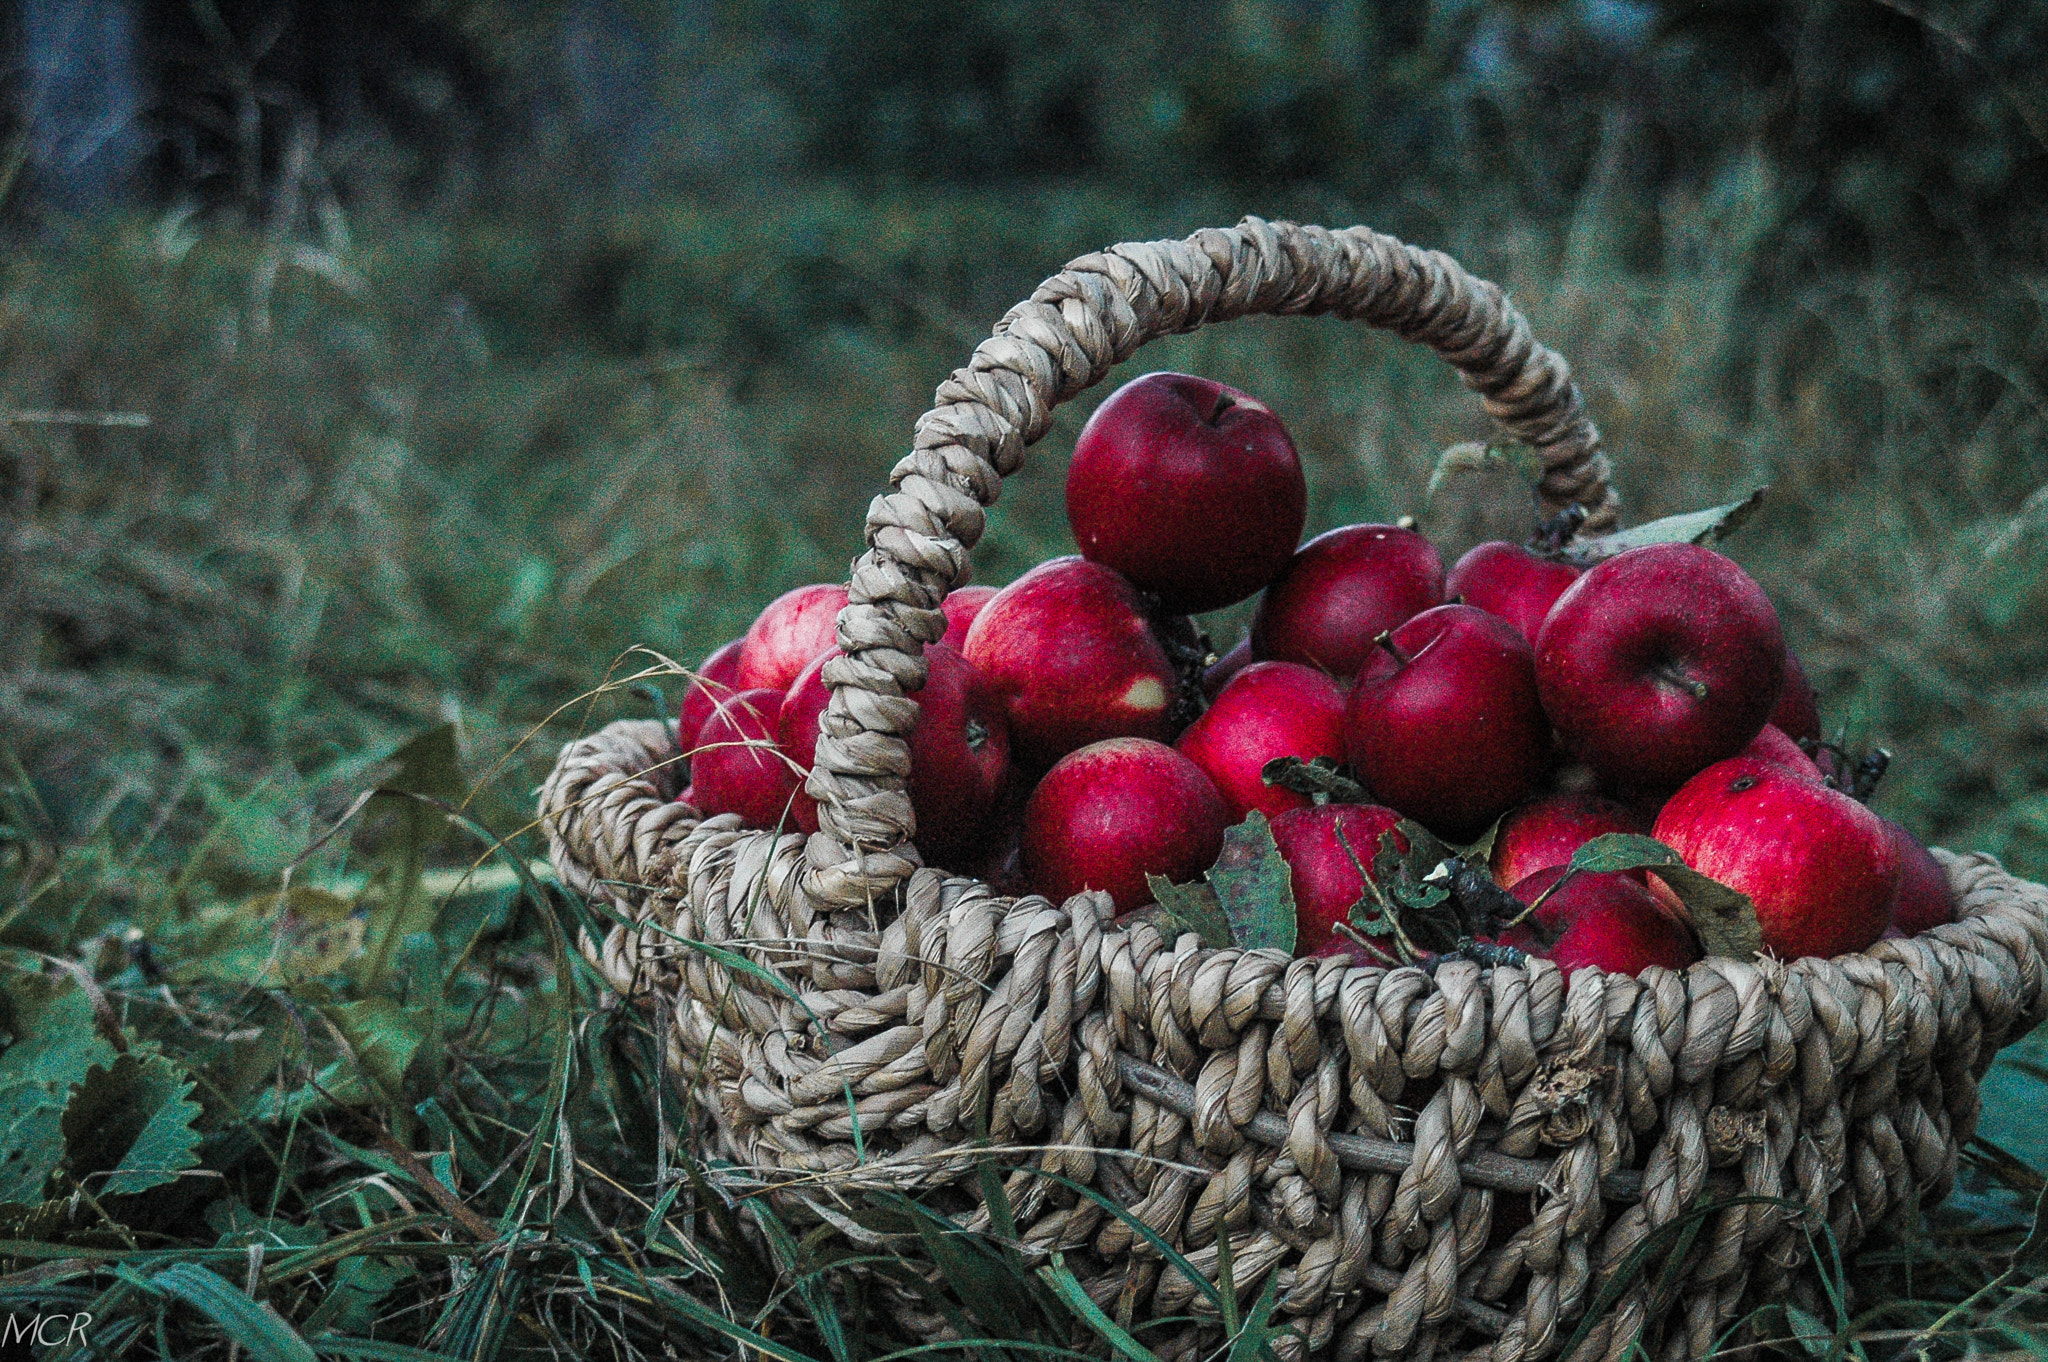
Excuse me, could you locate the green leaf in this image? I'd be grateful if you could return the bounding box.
[1225,1272,1287,1362]
[62,1052,204,1198]
[379,723,468,802]
[0,1098,66,1203]
[1427,441,1546,499]
[319,997,432,1107]
[301,1256,417,1339]
[1208,812,1295,954]
[1143,875,1233,950]
[1039,1256,1161,1362]
[1567,832,1686,876]
[310,1338,462,1362]
[0,976,121,1089]
[1560,488,1768,566]
[1563,834,1762,959]
[150,1262,320,1362]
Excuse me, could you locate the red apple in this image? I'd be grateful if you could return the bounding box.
[1490,792,1646,889]
[1535,544,1786,791]
[678,637,746,754]
[1653,756,1899,960]
[1022,738,1228,913]
[689,688,801,830]
[1176,662,1349,822]
[940,585,998,653]
[779,643,1011,862]
[1067,373,1307,614]
[1497,865,1701,975]
[1445,542,1581,648]
[1772,649,1822,745]
[1270,803,1407,958]
[738,584,850,693]
[1739,723,1824,780]
[1203,636,1254,700]
[1883,819,1957,935]
[1346,604,1550,842]
[963,557,1179,768]
[1251,525,1444,677]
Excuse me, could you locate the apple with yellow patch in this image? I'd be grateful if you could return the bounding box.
[963,556,1181,768]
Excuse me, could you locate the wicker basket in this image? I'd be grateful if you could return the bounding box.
[540,219,2048,1362]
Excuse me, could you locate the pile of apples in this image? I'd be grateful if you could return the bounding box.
[674,373,1955,974]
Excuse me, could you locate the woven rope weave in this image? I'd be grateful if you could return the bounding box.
[540,221,2048,1362]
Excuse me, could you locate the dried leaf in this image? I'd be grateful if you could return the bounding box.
[1560,488,1768,566]
[1260,755,1367,803]
[1648,864,1763,960]
[1427,441,1547,499]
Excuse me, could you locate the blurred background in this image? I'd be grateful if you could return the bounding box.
[1,2,2047,1347]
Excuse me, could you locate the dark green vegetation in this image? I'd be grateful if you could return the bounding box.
[3,0,2048,1356]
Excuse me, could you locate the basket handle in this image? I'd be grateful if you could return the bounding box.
[803,217,1615,908]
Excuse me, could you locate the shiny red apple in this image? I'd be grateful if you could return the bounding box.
[1176,662,1348,822]
[940,585,998,653]
[1490,792,1646,889]
[1067,372,1306,614]
[779,643,1010,863]
[1445,541,1581,648]
[1022,738,1228,913]
[1653,755,1899,960]
[1535,544,1786,791]
[1270,803,1407,958]
[963,557,1179,768]
[678,637,746,754]
[690,688,801,830]
[1883,818,1957,936]
[737,584,850,693]
[1497,865,1701,975]
[1739,723,1824,780]
[1251,524,1444,677]
[1772,649,1822,745]
[1346,604,1550,842]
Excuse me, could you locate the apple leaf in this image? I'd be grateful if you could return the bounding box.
[1562,832,1762,959]
[62,1051,204,1199]
[1427,441,1546,499]
[1648,865,1764,960]
[1142,874,1233,950]
[1560,487,1769,566]
[1567,832,1686,876]
[1208,812,1297,955]
[1260,755,1368,804]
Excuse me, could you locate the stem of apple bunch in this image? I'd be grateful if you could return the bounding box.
[1373,630,1411,668]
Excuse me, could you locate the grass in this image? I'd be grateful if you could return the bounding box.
[1,163,2047,1357]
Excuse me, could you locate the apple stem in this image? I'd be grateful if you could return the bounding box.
[965,717,989,753]
[1499,865,1581,932]
[1652,661,1710,700]
[1204,393,1238,426]
[1333,919,1401,966]
[1374,631,1411,667]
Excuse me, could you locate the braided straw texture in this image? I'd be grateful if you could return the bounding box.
[544,720,2048,1362]
[540,222,2048,1360]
